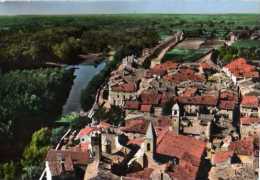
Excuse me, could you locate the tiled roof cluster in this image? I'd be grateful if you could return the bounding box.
[212,151,233,164]
[241,95,259,108]
[225,58,259,78]
[229,136,256,156]
[177,95,218,106]
[111,82,137,93]
[164,67,205,84]
[240,117,260,125]
[46,149,89,176]
[219,90,238,110]
[121,118,148,134]
[156,131,206,180]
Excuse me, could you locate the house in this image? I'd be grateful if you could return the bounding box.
[218,90,238,121]
[240,117,260,138]
[228,136,257,166]
[223,58,259,85]
[240,95,260,118]
[211,150,234,167]
[45,149,90,180]
[109,82,138,106]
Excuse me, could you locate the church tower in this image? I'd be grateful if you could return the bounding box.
[172,103,180,134]
[145,121,156,157]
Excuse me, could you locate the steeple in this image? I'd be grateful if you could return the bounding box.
[145,121,156,156]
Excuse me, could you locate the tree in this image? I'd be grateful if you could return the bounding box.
[0,162,16,180]
[21,128,51,180]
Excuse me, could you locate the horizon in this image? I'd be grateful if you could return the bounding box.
[0,0,260,15]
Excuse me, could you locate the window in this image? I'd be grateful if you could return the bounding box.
[147,143,151,152]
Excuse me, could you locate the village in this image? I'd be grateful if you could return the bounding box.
[43,31,260,180]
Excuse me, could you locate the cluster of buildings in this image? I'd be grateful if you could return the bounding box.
[44,44,259,179]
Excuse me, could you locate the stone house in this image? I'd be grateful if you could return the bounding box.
[240,117,260,138]
[240,95,260,118]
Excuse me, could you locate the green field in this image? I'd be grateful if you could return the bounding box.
[163,48,209,62]
[232,40,260,49]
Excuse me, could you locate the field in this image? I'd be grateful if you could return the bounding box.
[232,40,260,49]
[163,48,209,62]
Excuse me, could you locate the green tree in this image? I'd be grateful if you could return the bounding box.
[0,162,16,180]
[21,128,51,179]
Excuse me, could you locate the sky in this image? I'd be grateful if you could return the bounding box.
[0,0,260,14]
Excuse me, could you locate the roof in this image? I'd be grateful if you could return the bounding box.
[241,95,259,108]
[140,104,152,112]
[121,118,148,134]
[140,90,160,105]
[219,90,237,110]
[229,136,255,156]
[182,87,198,97]
[212,151,233,164]
[219,100,236,110]
[111,82,137,93]
[46,149,90,176]
[77,127,97,138]
[224,58,259,78]
[240,117,260,126]
[163,67,205,84]
[156,131,206,166]
[178,95,218,106]
[124,101,140,110]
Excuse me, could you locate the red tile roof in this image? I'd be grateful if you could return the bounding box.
[77,127,97,138]
[121,118,148,134]
[212,151,233,164]
[178,95,218,106]
[240,117,260,125]
[182,87,198,97]
[46,149,90,176]
[225,58,259,78]
[124,101,140,110]
[219,100,236,110]
[155,116,172,127]
[140,104,152,112]
[164,67,205,84]
[229,136,255,156]
[156,131,206,166]
[140,90,161,105]
[111,82,137,93]
[241,95,259,108]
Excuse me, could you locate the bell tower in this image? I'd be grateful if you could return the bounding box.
[145,121,156,157]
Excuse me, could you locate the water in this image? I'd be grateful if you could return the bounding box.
[0,1,259,15]
[62,62,106,115]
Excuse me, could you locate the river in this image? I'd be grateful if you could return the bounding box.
[62,62,106,115]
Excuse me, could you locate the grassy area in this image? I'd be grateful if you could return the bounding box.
[232,40,260,49]
[163,48,209,62]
